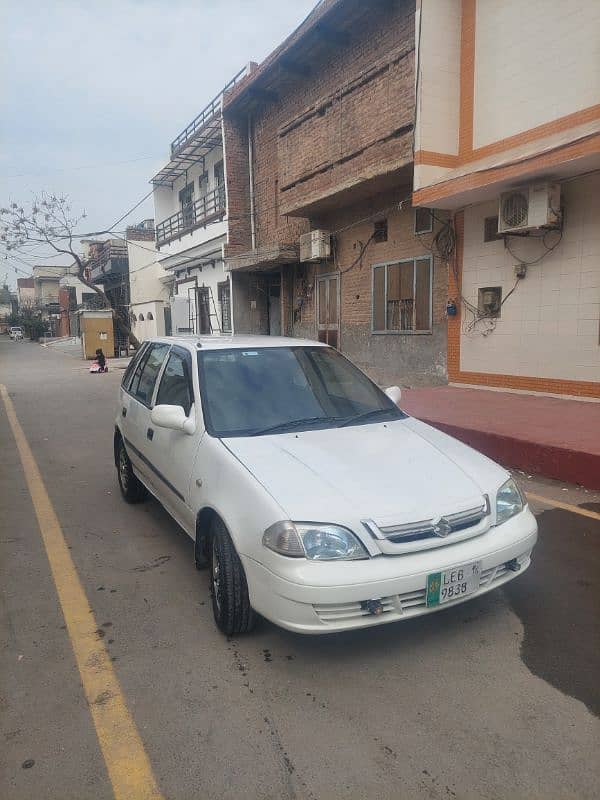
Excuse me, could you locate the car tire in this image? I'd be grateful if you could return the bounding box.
[116,438,148,504]
[209,517,255,635]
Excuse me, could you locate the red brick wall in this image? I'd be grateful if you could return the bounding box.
[288,188,448,385]
[224,0,415,256]
[223,115,252,258]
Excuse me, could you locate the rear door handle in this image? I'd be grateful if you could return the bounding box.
[147,428,154,441]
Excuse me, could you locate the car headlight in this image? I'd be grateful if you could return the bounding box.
[263,521,369,560]
[495,478,524,525]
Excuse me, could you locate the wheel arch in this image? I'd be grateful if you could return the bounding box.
[195,506,241,565]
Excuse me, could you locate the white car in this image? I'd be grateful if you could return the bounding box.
[114,336,537,635]
[9,326,23,340]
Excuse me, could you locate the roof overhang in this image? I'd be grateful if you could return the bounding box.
[413,126,600,210]
[225,244,300,272]
[156,238,226,271]
[151,115,223,187]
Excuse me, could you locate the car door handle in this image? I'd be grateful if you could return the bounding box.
[122,407,127,417]
[147,428,154,441]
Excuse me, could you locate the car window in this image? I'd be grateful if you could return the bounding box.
[122,342,148,391]
[130,343,170,406]
[156,349,193,416]
[197,346,405,437]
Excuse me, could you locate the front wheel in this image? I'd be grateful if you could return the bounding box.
[209,517,255,635]
[116,438,148,503]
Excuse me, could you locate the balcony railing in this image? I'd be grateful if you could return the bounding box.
[170,66,247,157]
[156,185,226,246]
[88,242,129,282]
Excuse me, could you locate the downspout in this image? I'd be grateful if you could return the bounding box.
[248,114,256,251]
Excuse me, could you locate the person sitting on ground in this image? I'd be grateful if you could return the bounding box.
[95,348,106,371]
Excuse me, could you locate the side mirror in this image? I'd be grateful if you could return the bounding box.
[151,404,195,435]
[384,385,402,405]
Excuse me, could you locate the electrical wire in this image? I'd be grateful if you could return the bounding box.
[1,155,161,180]
[504,228,563,266]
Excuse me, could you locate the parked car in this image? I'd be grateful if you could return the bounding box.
[114,336,537,635]
[9,326,24,340]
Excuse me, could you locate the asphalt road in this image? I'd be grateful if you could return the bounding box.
[1,338,599,800]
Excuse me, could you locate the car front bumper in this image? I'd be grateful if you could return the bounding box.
[241,509,538,634]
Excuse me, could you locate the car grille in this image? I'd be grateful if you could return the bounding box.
[377,502,488,543]
[312,558,525,627]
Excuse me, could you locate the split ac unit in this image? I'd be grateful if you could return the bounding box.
[498,183,561,234]
[299,230,331,262]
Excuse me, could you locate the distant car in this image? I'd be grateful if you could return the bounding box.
[9,326,23,340]
[114,336,537,636]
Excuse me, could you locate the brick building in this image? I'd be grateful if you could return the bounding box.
[413,0,600,398]
[222,0,449,386]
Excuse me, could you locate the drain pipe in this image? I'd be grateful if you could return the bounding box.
[248,113,256,250]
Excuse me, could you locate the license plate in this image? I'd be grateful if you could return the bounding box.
[426,561,481,607]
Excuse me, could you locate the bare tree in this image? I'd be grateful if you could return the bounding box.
[0,193,140,349]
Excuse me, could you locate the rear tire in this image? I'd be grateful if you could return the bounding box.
[209,517,255,635]
[116,438,148,504]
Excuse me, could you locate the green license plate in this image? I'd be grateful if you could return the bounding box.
[426,561,481,607]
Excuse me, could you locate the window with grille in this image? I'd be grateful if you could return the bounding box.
[414,207,433,235]
[484,216,502,242]
[372,257,432,333]
[373,219,388,243]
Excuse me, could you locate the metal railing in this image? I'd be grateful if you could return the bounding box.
[170,66,247,156]
[156,185,226,246]
[87,242,128,281]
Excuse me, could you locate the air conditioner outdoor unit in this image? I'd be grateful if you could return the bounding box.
[498,182,561,234]
[299,230,331,262]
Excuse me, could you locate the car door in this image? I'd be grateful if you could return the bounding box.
[146,345,201,533]
[122,342,170,491]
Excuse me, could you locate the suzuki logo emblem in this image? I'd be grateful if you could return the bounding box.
[432,517,452,537]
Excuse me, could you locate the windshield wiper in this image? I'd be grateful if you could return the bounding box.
[250,416,341,436]
[337,408,398,427]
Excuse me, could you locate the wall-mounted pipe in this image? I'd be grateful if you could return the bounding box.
[248,114,256,250]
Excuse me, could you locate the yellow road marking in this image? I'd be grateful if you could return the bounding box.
[526,491,600,521]
[0,385,163,800]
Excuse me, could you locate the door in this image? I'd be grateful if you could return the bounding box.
[267,277,281,336]
[148,346,199,531]
[218,281,231,333]
[122,342,170,489]
[179,182,195,229]
[196,287,211,334]
[163,306,172,336]
[316,273,339,348]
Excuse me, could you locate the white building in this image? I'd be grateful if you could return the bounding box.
[150,69,249,335]
[413,0,600,399]
[126,220,173,341]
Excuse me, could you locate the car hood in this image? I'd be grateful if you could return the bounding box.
[223,418,507,525]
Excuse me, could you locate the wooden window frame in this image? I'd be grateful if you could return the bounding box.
[371,256,433,335]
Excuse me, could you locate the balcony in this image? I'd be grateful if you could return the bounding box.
[156,186,226,247]
[88,242,129,284]
[152,67,248,188]
[37,294,60,309]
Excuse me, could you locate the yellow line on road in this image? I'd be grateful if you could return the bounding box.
[0,385,163,800]
[526,491,600,521]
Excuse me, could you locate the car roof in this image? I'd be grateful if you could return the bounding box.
[147,335,329,351]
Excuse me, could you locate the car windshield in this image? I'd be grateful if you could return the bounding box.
[197,346,405,438]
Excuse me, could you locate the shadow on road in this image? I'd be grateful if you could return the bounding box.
[503,505,600,717]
